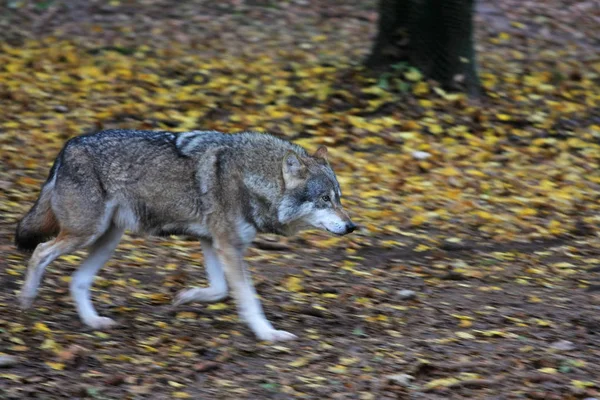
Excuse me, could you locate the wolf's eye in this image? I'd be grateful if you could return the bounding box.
[322,195,331,202]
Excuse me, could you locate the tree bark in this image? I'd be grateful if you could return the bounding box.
[366,0,482,97]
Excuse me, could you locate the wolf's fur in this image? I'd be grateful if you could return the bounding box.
[15,129,355,341]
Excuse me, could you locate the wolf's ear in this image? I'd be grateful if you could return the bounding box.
[313,145,328,165]
[282,151,306,188]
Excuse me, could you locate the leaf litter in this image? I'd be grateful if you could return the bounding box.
[1,0,600,399]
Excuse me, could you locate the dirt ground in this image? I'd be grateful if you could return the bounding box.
[1,0,600,399]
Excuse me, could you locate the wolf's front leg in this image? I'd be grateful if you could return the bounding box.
[214,238,297,342]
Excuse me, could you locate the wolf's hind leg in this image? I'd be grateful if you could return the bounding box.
[70,224,124,330]
[173,239,229,306]
[19,233,86,309]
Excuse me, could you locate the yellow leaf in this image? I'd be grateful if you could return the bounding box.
[46,362,65,371]
[569,360,585,367]
[451,314,474,320]
[284,276,303,292]
[168,381,184,388]
[0,373,21,381]
[10,337,25,345]
[78,66,102,78]
[61,255,81,264]
[466,169,486,177]
[538,180,555,191]
[429,124,444,134]
[289,357,310,368]
[528,295,543,303]
[139,345,158,353]
[149,293,170,303]
[456,332,475,340]
[413,81,429,96]
[176,312,197,319]
[40,339,60,352]
[412,81,429,95]
[526,268,544,274]
[312,237,342,249]
[404,69,422,81]
[207,303,229,311]
[34,322,50,333]
[439,167,460,177]
[340,357,360,366]
[271,345,291,353]
[518,208,537,217]
[553,262,575,269]
[383,225,403,234]
[538,368,557,374]
[375,314,388,322]
[425,377,461,389]
[459,372,481,380]
[548,220,562,235]
[459,320,473,328]
[571,380,596,389]
[173,392,191,399]
[474,210,494,220]
[328,365,347,374]
[410,214,428,226]
[414,244,430,252]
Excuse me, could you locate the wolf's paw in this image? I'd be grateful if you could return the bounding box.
[84,316,117,330]
[257,329,298,342]
[173,287,227,306]
[19,294,35,310]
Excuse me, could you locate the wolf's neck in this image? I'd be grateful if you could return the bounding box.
[242,173,286,234]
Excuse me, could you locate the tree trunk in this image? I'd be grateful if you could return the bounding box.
[366,0,482,97]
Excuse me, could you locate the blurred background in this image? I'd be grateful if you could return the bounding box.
[1,0,599,399]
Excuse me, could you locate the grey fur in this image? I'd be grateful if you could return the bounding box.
[15,129,355,341]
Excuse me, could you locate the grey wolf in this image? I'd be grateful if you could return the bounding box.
[15,129,356,342]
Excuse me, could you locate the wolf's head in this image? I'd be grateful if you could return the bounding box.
[278,146,356,236]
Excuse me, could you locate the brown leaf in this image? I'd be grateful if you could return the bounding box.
[104,375,126,386]
[57,345,89,364]
[193,361,220,373]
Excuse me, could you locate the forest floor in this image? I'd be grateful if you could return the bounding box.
[1,0,599,399]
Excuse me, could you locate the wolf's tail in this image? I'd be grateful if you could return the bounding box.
[15,160,61,252]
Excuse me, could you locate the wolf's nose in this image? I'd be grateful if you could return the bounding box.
[345,222,357,234]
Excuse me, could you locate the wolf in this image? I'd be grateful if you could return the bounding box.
[15,129,356,342]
